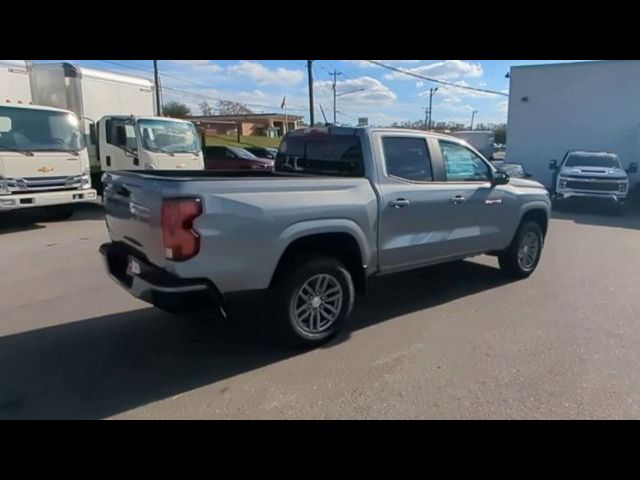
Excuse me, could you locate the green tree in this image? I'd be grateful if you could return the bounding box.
[494,125,507,144]
[163,101,191,117]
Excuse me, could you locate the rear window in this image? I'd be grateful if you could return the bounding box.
[275,133,364,176]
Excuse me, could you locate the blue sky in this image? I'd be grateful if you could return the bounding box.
[33,60,584,126]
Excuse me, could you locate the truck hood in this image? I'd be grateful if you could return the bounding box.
[0,151,85,178]
[508,177,547,189]
[559,166,627,179]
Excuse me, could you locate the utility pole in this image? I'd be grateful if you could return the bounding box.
[330,69,342,124]
[153,60,162,116]
[424,107,430,129]
[471,109,478,130]
[428,87,438,131]
[307,60,315,126]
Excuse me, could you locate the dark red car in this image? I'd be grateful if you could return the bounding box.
[204,146,274,171]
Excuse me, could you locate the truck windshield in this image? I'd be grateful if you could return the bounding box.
[564,154,620,168]
[276,132,364,176]
[0,106,84,153]
[139,119,200,154]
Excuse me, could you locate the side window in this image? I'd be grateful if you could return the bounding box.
[382,137,433,182]
[439,141,491,181]
[105,119,137,152]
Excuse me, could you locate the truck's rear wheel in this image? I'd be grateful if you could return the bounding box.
[269,256,355,348]
[498,221,543,279]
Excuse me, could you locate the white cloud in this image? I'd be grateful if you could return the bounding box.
[384,60,484,81]
[313,76,397,106]
[228,61,304,86]
[167,60,223,73]
[497,100,509,113]
[343,60,423,68]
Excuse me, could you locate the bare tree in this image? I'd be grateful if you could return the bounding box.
[216,100,253,115]
[199,101,214,116]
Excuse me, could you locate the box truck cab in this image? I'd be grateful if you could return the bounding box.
[28,63,204,188]
[96,115,204,172]
[0,103,96,217]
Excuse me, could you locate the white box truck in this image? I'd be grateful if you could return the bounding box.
[1,60,97,218]
[450,131,496,160]
[29,63,204,189]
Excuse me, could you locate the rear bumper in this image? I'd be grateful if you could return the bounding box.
[99,242,219,305]
[0,189,97,211]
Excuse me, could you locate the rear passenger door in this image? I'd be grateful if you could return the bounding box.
[375,133,460,272]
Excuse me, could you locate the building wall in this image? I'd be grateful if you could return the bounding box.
[506,60,640,188]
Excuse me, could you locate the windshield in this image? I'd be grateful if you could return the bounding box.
[229,147,258,159]
[0,106,84,152]
[564,154,620,168]
[139,119,200,154]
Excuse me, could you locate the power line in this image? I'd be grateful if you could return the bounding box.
[364,60,509,97]
[162,85,308,113]
[96,60,308,114]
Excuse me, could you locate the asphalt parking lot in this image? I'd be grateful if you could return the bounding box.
[1,202,640,419]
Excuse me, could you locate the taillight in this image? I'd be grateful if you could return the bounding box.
[161,198,202,261]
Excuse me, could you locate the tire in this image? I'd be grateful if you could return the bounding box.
[44,205,74,221]
[268,255,355,348]
[498,221,544,279]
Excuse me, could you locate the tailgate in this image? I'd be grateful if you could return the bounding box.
[102,172,167,268]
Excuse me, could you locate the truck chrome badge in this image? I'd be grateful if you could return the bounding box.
[485,199,503,205]
[37,166,54,173]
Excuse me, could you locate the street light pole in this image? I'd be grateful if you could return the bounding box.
[153,60,162,116]
[428,87,438,131]
[471,109,478,130]
[307,60,315,126]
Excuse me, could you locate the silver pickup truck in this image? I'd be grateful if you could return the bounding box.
[100,127,551,347]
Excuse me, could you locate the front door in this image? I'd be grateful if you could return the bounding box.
[434,139,516,254]
[98,118,140,171]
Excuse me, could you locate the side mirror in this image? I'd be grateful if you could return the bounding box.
[493,171,510,186]
[115,125,127,147]
[549,160,558,170]
[627,162,638,174]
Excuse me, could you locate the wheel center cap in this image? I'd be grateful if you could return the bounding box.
[311,297,322,308]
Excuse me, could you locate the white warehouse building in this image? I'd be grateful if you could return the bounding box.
[506,60,640,189]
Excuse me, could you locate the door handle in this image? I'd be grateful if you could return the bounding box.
[449,196,467,204]
[389,198,411,208]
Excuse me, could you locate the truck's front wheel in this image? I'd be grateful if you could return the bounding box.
[498,221,544,279]
[269,256,355,348]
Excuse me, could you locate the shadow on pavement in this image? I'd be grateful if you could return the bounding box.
[551,202,640,231]
[0,202,104,233]
[0,259,509,419]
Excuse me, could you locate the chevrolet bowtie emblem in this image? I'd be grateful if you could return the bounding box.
[38,166,54,173]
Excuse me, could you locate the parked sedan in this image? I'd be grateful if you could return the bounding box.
[204,146,274,171]
[244,146,279,160]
